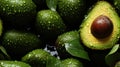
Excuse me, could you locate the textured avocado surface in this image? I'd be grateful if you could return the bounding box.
[55,31,80,58]
[0,0,36,28]
[113,0,120,14]
[57,0,86,29]
[21,49,53,67]
[79,1,120,50]
[1,30,42,59]
[60,58,83,67]
[0,60,31,67]
[35,10,66,40]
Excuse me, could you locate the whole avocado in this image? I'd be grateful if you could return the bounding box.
[1,30,42,59]
[35,10,66,40]
[55,31,80,59]
[113,0,120,14]
[57,0,86,29]
[60,58,83,67]
[21,49,58,67]
[0,0,36,28]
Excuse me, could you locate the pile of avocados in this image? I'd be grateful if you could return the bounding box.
[0,0,120,67]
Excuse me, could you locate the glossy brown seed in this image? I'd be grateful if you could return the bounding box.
[91,15,113,39]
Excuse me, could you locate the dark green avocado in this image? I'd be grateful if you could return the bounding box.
[21,49,58,67]
[0,60,31,67]
[35,9,66,40]
[57,0,86,29]
[0,0,36,28]
[113,0,120,14]
[60,58,83,67]
[55,30,80,59]
[79,1,120,50]
[1,30,42,59]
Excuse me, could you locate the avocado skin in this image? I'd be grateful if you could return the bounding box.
[21,49,53,67]
[57,0,86,30]
[60,58,83,67]
[55,31,79,59]
[1,30,42,59]
[113,0,120,14]
[35,10,66,40]
[0,60,31,67]
[0,0,36,28]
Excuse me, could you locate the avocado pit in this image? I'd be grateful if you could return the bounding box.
[91,15,113,39]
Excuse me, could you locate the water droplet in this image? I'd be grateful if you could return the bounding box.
[2,8,5,11]
[14,10,17,13]
[47,27,51,30]
[70,8,73,11]
[50,16,53,19]
[114,2,118,6]
[23,1,26,4]
[28,54,31,57]
[18,10,21,12]
[52,24,55,26]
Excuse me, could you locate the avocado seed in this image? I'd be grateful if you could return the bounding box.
[91,15,113,39]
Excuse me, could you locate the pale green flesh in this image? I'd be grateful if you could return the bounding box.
[80,1,120,50]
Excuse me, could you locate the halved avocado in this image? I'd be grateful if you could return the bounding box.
[79,1,120,50]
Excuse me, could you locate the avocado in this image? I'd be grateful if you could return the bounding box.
[79,1,120,50]
[60,58,83,67]
[113,0,120,14]
[35,10,66,40]
[0,0,36,29]
[55,30,80,59]
[1,30,42,59]
[57,0,86,30]
[0,60,31,67]
[21,49,59,67]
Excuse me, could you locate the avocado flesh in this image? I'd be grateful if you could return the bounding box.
[79,1,120,50]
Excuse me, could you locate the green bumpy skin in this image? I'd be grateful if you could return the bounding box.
[79,1,120,50]
[35,10,66,40]
[21,49,52,67]
[113,0,120,14]
[57,0,86,29]
[55,31,80,58]
[2,30,42,59]
[0,0,36,27]
[60,58,83,67]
